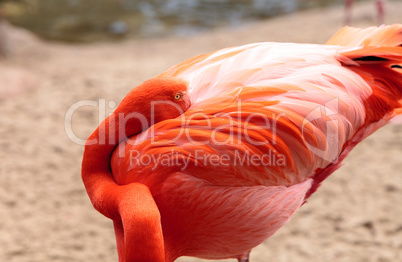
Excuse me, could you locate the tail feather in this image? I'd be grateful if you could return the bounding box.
[307,25,402,199]
[341,47,402,65]
[328,25,402,123]
[326,24,402,47]
[340,48,402,123]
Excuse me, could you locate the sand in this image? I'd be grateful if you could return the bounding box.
[0,1,401,261]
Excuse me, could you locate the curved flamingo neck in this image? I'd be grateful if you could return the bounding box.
[81,108,148,220]
[82,109,167,261]
[81,77,189,261]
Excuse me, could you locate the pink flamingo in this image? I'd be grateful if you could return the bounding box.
[344,0,385,25]
[82,24,402,261]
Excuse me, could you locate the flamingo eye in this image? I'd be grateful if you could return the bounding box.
[174,92,183,100]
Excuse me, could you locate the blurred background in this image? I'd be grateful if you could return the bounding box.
[1,0,337,42]
[0,0,401,262]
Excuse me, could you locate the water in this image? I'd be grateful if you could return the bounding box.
[4,0,338,42]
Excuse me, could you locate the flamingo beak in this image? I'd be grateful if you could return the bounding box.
[183,92,192,110]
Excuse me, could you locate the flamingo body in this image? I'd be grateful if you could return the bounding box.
[82,25,402,261]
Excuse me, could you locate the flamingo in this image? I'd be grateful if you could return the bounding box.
[82,24,402,262]
[344,0,385,25]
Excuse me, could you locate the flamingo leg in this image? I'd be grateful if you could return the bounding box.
[376,0,385,25]
[114,220,126,262]
[237,250,251,262]
[344,0,354,26]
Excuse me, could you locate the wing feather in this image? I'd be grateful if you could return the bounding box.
[113,28,401,190]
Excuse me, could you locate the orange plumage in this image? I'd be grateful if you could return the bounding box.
[82,24,402,262]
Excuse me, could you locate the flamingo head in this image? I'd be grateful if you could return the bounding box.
[117,76,191,126]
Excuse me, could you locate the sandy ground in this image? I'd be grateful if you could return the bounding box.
[0,1,401,262]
